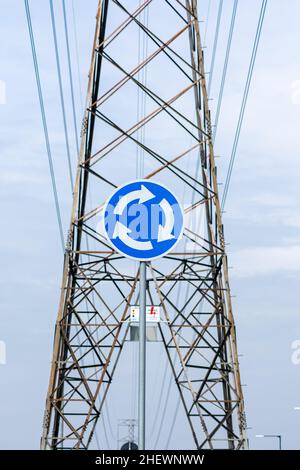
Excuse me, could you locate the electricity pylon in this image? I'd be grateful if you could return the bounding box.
[41,0,247,450]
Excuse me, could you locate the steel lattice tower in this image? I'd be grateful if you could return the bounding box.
[41,0,247,450]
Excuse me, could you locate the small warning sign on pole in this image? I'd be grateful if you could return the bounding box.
[130,306,160,323]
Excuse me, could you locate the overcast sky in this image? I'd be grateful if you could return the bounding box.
[0,0,300,450]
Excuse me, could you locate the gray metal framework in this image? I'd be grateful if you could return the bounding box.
[41,0,247,450]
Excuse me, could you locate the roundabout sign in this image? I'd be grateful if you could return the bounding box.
[103,180,184,260]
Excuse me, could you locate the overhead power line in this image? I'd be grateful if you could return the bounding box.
[213,0,238,142]
[62,0,80,156]
[71,0,84,111]
[165,395,180,449]
[203,0,212,45]
[49,0,74,191]
[221,0,268,210]
[207,0,223,96]
[24,0,64,251]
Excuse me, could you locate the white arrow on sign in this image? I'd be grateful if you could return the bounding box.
[157,198,175,242]
[114,185,155,216]
[113,221,153,250]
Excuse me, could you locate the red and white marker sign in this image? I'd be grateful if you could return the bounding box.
[130,306,160,323]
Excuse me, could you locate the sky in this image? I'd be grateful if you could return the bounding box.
[0,0,300,450]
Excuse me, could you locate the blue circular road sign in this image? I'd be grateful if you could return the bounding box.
[103,180,184,260]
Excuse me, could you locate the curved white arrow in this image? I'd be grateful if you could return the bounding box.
[113,221,153,251]
[114,185,155,215]
[157,198,175,243]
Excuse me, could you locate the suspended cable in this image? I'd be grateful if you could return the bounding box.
[213,0,238,142]
[207,0,223,96]
[103,400,117,443]
[71,0,84,111]
[101,403,111,450]
[221,0,268,210]
[203,0,212,45]
[153,355,175,448]
[165,393,180,449]
[24,0,64,251]
[62,0,80,155]
[147,354,168,438]
[49,0,74,190]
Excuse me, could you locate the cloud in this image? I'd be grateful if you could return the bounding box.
[224,190,300,232]
[231,204,300,229]
[0,170,46,185]
[250,193,299,208]
[230,245,300,278]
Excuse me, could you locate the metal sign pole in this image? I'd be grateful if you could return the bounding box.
[138,261,146,450]
[103,180,184,450]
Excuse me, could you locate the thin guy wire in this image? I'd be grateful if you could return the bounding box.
[207,0,223,96]
[71,0,84,111]
[213,0,238,142]
[49,0,74,190]
[221,0,268,210]
[24,0,64,251]
[203,0,212,45]
[62,0,80,155]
